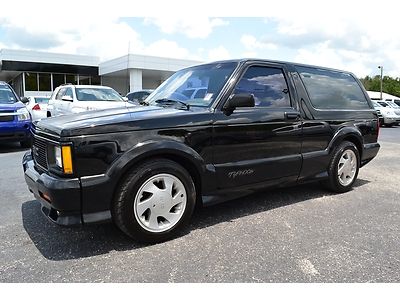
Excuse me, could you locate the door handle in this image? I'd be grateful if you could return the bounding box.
[285,111,301,120]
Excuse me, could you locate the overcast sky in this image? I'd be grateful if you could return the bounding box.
[0,0,398,78]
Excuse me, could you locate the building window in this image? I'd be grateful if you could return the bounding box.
[39,73,51,91]
[79,75,90,85]
[91,75,101,85]
[66,74,78,85]
[53,74,65,90]
[25,72,38,91]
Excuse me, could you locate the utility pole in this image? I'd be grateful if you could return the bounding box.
[378,65,383,100]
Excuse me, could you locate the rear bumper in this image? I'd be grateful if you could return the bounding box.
[361,142,380,167]
[23,151,112,226]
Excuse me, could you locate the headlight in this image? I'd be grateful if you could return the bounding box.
[17,107,30,121]
[54,145,73,174]
[55,146,62,168]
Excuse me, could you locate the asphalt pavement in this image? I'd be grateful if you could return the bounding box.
[0,127,399,282]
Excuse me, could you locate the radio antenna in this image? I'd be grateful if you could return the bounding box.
[126,41,130,95]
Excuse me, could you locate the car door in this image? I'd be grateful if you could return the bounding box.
[62,87,75,115]
[52,87,66,116]
[212,63,302,189]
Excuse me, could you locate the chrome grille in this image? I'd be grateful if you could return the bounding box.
[0,110,15,122]
[32,137,48,170]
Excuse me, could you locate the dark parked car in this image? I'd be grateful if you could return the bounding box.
[126,89,154,103]
[23,59,380,242]
[0,81,32,147]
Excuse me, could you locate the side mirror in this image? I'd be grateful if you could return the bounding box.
[61,95,73,102]
[20,97,29,104]
[223,93,255,114]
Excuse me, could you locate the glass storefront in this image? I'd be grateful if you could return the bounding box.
[23,72,101,93]
[53,74,65,89]
[25,72,38,91]
[39,73,51,91]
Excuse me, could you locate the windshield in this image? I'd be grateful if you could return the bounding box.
[75,88,123,102]
[387,102,399,108]
[0,87,18,104]
[378,101,389,107]
[34,97,49,104]
[372,102,381,108]
[145,62,238,107]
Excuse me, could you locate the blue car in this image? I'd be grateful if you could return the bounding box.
[0,81,32,147]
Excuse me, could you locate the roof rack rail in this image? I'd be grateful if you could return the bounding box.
[60,83,74,86]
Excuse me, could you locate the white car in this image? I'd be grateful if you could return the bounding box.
[385,98,400,107]
[372,101,400,126]
[25,96,49,121]
[47,84,136,117]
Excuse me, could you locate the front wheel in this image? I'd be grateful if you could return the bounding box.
[323,141,359,193]
[112,159,196,243]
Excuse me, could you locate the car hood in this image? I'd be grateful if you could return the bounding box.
[0,102,24,111]
[35,105,212,137]
[377,107,397,113]
[72,101,135,111]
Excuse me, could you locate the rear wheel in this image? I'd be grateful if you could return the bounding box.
[323,141,359,193]
[112,159,196,243]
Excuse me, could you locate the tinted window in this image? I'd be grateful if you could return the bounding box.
[53,74,65,89]
[297,66,369,109]
[234,66,290,107]
[39,73,51,91]
[25,73,38,91]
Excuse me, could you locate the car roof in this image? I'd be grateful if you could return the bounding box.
[194,59,354,76]
[59,84,113,89]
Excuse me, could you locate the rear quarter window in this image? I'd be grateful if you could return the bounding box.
[297,66,369,109]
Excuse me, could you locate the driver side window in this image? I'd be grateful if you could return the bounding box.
[64,88,74,99]
[55,88,65,100]
[234,66,291,108]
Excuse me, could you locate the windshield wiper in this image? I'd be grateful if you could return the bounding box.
[155,98,190,110]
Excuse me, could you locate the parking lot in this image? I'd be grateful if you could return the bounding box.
[0,127,399,283]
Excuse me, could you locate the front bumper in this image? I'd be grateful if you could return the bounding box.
[0,120,31,142]
[23,151,111,226]
[383,116,400,124]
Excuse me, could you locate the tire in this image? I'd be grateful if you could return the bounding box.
[323,141,360,193]
[20,139,32,148]
[385,123,393,127]
[112,159,196,243]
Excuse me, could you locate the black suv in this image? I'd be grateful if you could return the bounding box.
[23,59,380,242]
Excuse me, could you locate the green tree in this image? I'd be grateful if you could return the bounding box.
[360,75,400,98]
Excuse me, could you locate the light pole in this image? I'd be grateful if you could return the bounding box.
[378,65,383,100]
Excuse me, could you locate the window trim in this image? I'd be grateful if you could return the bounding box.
[297,66,373,112]
[219,62,295,111]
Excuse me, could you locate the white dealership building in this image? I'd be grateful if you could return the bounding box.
[0,48,200,97]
